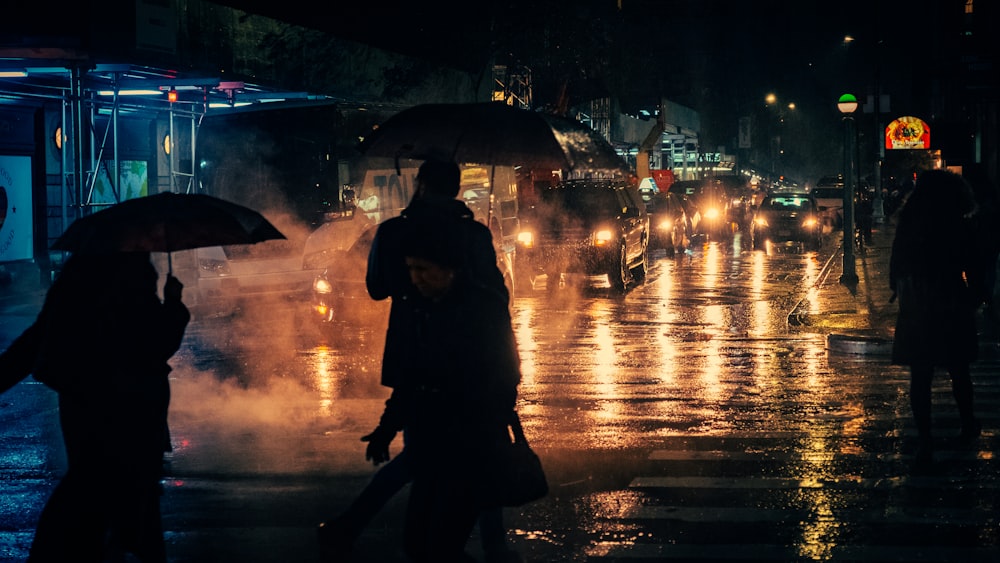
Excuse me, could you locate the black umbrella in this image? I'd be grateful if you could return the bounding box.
[359,102,627,172]
[51,192,286,272]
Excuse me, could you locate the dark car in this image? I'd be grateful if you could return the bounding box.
[750,192,823,251]
[640,186,690,256]
[515,178,649,293]
[669,179,732,240]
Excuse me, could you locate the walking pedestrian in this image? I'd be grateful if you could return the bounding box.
[963,163,1000,319]
[889,169,982,467]
[0,251,190,562]
[317,158,520,563]
[381,222,520,562]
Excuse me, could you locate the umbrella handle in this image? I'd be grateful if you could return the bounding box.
[167,252,173,275]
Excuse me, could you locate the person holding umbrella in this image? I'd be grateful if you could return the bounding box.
[0,250,190,562]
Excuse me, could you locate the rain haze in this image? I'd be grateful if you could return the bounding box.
[1,1,996,561]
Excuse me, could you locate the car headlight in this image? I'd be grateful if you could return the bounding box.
[516,230,535,248]
[657,218,673,231]
[802,217,818,229]
[592,228,614,247]
[703,207,720,220]
[313,276,333,294]
[754,217,769,227]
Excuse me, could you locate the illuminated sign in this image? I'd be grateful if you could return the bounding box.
[885,116,930,150]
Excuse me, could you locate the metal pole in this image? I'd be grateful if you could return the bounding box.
[872,63,885,223]
[841,115,859,286]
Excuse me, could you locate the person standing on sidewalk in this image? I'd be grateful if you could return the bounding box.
[889,169,982,466]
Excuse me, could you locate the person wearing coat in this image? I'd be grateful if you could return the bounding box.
[317,159,519,563]
[376,219,521,562]
[365,158,508,390]
[889,169,982,465]
[0,251,190,562]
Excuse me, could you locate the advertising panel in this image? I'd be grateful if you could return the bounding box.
[0,155,33,262]
[91,160,149,205]
[885,116,931,150]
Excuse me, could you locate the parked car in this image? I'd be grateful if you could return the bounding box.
[642,188,690,256]
[303,214,383,325]
[669,179,731,240]
[750,192,823,251]
[811,174,845,227]
[171,213,322,320]
[515,178,649,293]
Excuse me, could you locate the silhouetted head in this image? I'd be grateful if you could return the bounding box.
[416,159,461,198]
[906,169,975,222]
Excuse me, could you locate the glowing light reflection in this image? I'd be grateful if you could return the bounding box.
[311,345,339,417]
[513,305,538,385]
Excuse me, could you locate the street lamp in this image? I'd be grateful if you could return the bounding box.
[764,93,795,181]
[838,93,859,286]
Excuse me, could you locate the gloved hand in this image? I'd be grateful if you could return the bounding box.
[361,426,397,466]
[164,274,184,303]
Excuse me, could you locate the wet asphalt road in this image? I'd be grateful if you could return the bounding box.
[0,226,997,562]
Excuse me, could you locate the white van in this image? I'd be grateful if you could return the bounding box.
[303,161,521,325]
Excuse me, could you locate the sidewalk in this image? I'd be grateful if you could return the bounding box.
[789,215,899,352]
[794,213,1000,356]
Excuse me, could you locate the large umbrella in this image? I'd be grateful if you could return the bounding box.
[51,192,286,271]
[359,102,628,172]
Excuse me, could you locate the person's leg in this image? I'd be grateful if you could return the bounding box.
[404,472,478,563]
[909,363,934,461]
[318,449,413,558]
[339,449,412,536]
[402,475,432,563]
[947,362,981,441]
[28,473,107,563]
[124,484,167,563]
[478,508,506,552]
[479,507,522,563]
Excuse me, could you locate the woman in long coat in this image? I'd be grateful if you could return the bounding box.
[889,169,982,464]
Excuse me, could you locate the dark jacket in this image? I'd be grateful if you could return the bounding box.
[0,253,190,469]
[889,171,978,366]
[367,195,507,388]
[376,277,520,471]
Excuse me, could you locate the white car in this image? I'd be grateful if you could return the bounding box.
[810,175,845,227]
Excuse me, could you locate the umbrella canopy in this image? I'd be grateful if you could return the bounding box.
[359,102,627,172]
[51,192,286,256]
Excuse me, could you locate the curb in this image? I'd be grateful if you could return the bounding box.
[826,332,893,356]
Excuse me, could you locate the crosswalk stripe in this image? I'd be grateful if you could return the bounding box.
[629,475,1000,490]
[584,543,1000,561]
[618,505,997,525]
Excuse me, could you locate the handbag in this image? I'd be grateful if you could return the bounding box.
[479,410,549,508]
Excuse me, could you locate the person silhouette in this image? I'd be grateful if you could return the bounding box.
[889,169,982,467]
[382,220,521,562]
[0,251,190,562]
[963,163,1000,317]
[318,159,520,563]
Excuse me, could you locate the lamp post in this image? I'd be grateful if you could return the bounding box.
[838,93,859,286]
